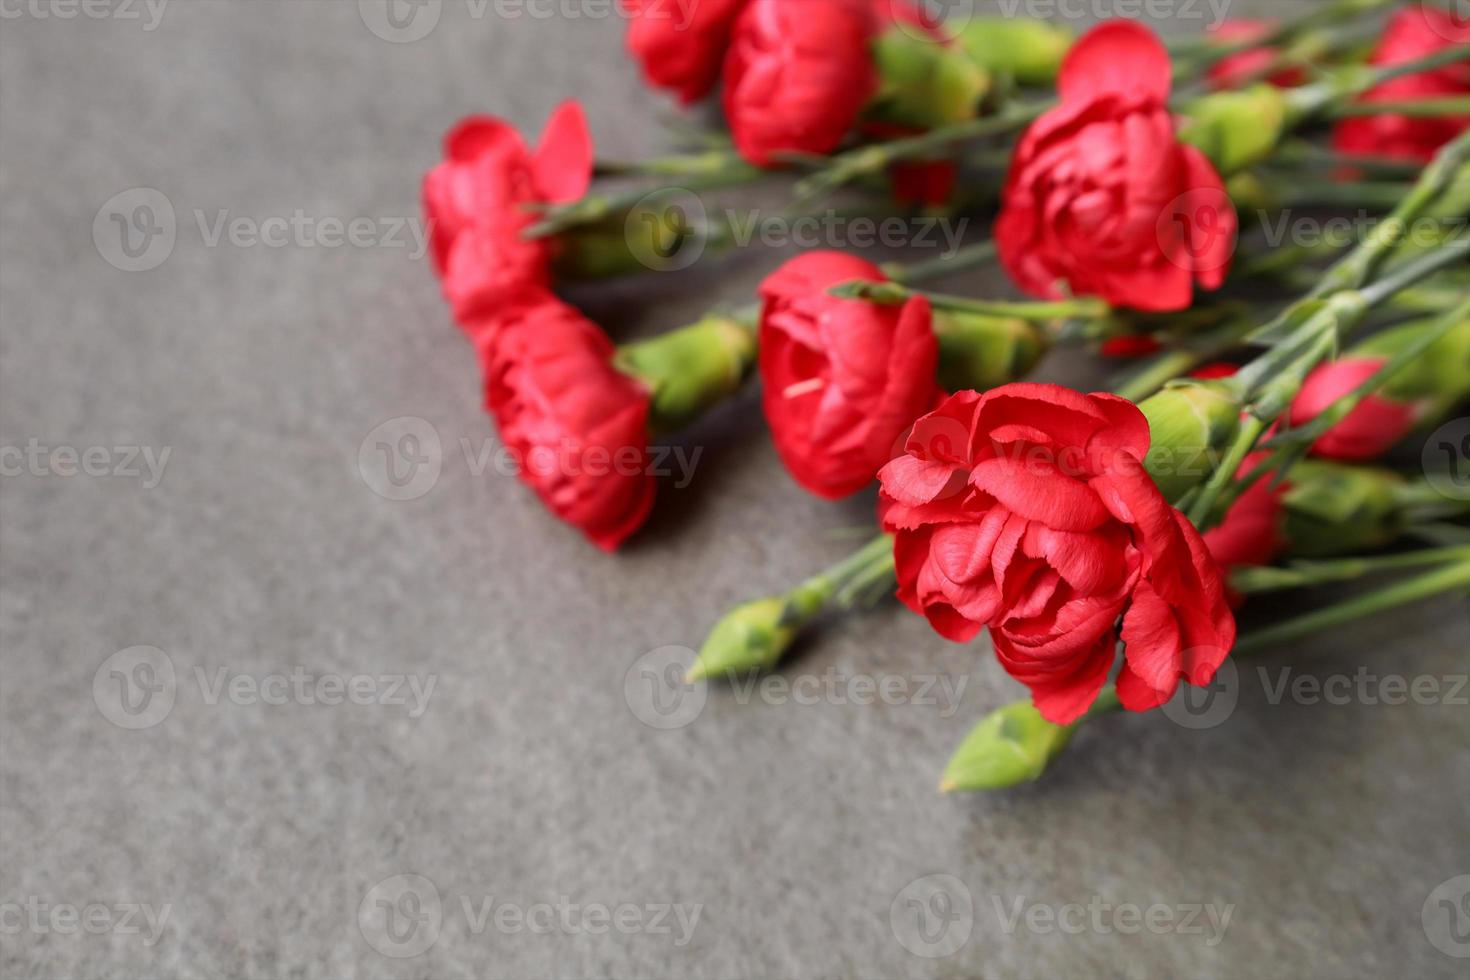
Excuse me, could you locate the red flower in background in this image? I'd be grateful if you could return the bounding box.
[995,20,1236,313]
[1204,19,1307,91]
[1288,357,1419,462]
[1202,453,1287,573]
[878,384,1235,723]
[621,0,748,104]
[483,295,655,552]
[722,0,878,165]
[1333,6,1470,163]
[758,251,939,499]
[423,102,593,324]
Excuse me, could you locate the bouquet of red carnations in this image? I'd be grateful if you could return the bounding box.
[419,0,1470,791]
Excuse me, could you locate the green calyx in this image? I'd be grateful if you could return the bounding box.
[931,310,1048,393]
[870,28,990,130]
[1179,84,1292,177]
[951,17,1073,86]
[614,315,757,435]
[1137,381,1244,504]
[1280,459,1406,558]
[688,582,827,683]
[939,699,1078,792]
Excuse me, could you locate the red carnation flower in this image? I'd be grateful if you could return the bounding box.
[423,102,593,324]
[1288,357,1419,462]
[483,295,655,552]
[722,0,878,165]
[621,0,748,104]
[1202,453,1287,572]
[1333,7,1470,163]
[758,251,940,499]
[995,20,1237,313]
[1205,19,1307,92]
[878,383,1236,723]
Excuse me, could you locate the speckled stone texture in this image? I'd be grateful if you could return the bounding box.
[2,2,1468,978]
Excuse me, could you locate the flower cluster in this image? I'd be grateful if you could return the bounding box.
[413,4,1470,790]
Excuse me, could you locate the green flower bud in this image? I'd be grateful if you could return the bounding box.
[614,315,757,434]
[931,310,1048,393]
[939,699,1075,792]
[870,28,990,129]
[687,585,825,683]
[1281,460,1406,558]
[1137,381,1244,504]
[952,17,1073,86]
[1178,84,1292,177]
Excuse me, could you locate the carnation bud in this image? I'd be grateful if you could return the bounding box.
[931,311,1048,393]
[1280,460,1407,558]
[939,699,1076,792]
[952,17,1073,86]
[688,573,837,682]
[870,28,990,129]
[614,315,757,434]
[1177,83,1292,176]
[1137,381,1244,503]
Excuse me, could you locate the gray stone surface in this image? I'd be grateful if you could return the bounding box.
[2,2,1468,977]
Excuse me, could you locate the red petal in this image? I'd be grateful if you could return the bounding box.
[532,101,593,204]
[1058,20,1172,105]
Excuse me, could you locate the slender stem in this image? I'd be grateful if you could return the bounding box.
[1230,547,1470,594]
[1186,414,1268,529]
[1332,96,1470,119]
[885,241,997,285]
[831,280,1110,321]
[1233,560,1470,655]
[1368,44,1470,87]
[1360,237,1470,308]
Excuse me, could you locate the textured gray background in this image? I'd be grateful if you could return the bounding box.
[2,1,1468,977]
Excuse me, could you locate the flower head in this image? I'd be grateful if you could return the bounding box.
[423,103,593,322]
[1204,19,1306,92]
[879,383,1236,723]
[995,20,1237,312]
[722,0,878,165]
[758,251,940,499]
[483,294,655,551]
[1288,357,1420,462]
[621,0,748,104]
[1332,7,1470,163]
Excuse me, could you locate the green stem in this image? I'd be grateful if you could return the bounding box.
[792,104,1045,203]
[1359,237,1470,308]
[884,240,997,285]
[1233,559,1470,655]
[1230,546,1470,594]
[1332,96,1470,119]
[1186,414,1268,529]
[829,280,1110,322]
